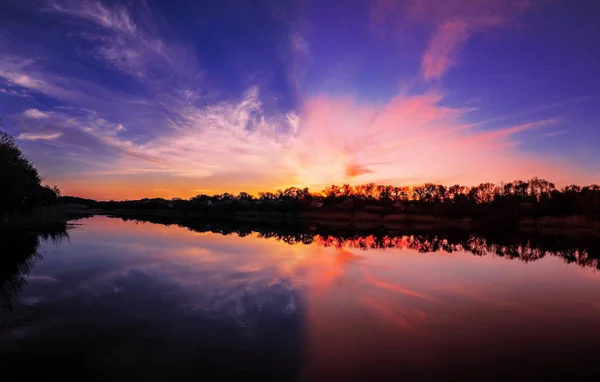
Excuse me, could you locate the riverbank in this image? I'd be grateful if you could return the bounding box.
[65,207,600,237]
[0,206,66,231]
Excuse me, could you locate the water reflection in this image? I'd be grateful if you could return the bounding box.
[120,215,600,270]
[1,216,600,381]
[0,226,68,310]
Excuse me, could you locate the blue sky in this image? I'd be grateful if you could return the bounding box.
[1,0,599,199]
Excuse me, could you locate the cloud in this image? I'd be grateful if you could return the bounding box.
[1,0,594,201]
[64,87,589,200]
[539,130,567,138]
[47,0,136,34]
[82,125,162,165]
[0,38,170,142]
[112,88,295,178]
[421,20,470,81]
[371,0,537,80]
[21,88,590,201]
[462,118,559,145]
[47,0,190,82]
[0,55,56,96]
[18,132,62,140]
[23,108,51,119]
[345,164,373,178]
[0,51,133,103]
[0,0,199,142]
[0,47,85,99]
[45,109,164,164]
[282,92,581,188]
[0,86,28,97]
[420,0,535,80]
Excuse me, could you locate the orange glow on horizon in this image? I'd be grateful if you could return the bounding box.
[48,91,597,201]
[54,174,598,201]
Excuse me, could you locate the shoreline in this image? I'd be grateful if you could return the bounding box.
[65,207,600,238]
[0,206,66,231]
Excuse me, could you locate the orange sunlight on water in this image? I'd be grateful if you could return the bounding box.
[81,216,600,380]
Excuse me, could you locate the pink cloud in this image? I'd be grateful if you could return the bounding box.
[422,20,470,81]
[40,82,595,200]
[419,0,536,80]
[50,85,595,200]
[371,0,538,80]
[23,108,51,119]
[18,131,62,141]
[462,118,559,145]
[286,92,589,188]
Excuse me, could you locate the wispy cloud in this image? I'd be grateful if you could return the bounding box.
[538,130,567,138]
[0,55,59,96]
[462,118,559,145]
[47,0,189,82]
[47,0,136,34]
[18,131,62,140]
[421,20,470,81]
[281,92,577,188]
[0,0,595,200]
[0,50,139,104]
[23,108,51,119]
[420,0,535,80]
[79,88,584,199]
[112,88,295,178]
[0,86,28,97]
[372,0,537,80]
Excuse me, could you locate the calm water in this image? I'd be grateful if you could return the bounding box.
[2,216,600,381]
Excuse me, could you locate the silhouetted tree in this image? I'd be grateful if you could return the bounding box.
[1,124,60,221]
[0,130,42,214]
[237,192,254,201]
[74,177,600,220]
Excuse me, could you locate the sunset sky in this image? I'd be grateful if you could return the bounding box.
[1,0,599,200]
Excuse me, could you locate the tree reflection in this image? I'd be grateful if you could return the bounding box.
[0,226,68,310]
[118,215,600,270]
[315,234,600,269]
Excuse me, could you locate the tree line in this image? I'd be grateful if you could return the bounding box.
[65,177,600,218]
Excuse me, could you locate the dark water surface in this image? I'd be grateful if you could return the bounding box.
[2,216,600,381]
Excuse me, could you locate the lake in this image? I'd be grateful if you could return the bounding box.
[1,215,600,381]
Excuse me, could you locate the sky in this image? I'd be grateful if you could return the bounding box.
[1,0,599,200]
